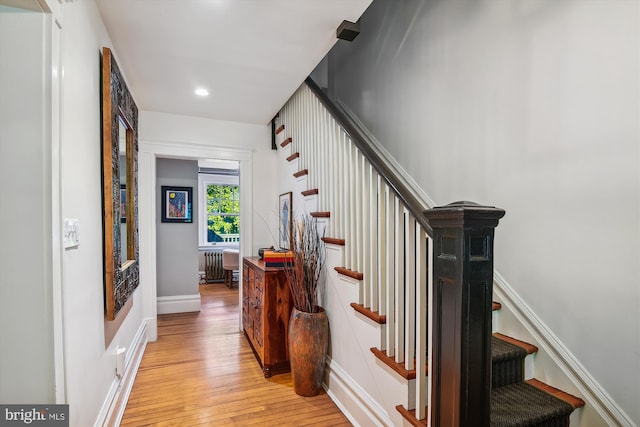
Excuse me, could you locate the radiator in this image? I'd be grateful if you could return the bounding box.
[204,251,224,282]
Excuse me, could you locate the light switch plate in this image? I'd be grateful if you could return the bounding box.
[63,219,80,249]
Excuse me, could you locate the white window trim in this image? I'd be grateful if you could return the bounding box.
[198,173,240,248]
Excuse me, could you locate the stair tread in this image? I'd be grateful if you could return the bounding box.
[310,211,330,218]
[396,380,581,426]
[493,332,538,355]
[369,336,530,382]
[370,347,423,379]
[334,266,363,280]
[322,237,345,246]
[280,137,292,147]
[526,378,585,409]
[293,168,308,178]
[395,405,427,426]
[351,303,385,324]
[492,335,529,362]
[491,381,574,427]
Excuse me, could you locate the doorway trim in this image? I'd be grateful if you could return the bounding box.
[139,140,252,341]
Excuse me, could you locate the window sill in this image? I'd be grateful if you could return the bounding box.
[199,243,239,251]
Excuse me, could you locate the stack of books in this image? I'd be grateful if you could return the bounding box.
[263,250,294,268]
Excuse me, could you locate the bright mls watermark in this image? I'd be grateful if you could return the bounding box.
[0,405,68,426]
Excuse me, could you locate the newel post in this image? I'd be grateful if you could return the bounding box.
[424,201,505,427]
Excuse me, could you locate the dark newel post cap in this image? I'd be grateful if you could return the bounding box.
[424,201,506,229]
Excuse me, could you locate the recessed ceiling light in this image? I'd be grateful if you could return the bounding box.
[194,87,209,97]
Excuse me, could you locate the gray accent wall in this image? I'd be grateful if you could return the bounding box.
[0,10,54,403]
[318,0,639,423]
[156,158,199,298]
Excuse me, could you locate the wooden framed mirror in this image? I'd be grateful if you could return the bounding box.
[101,47,139,321]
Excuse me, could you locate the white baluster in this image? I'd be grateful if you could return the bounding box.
[310,90,317,195]
[395,200,405,363]
[369,166,378,313]
[361,158,370,307]
[415,225,427,420]
[302,89,308,183]
[405,213,416,371]
[323,108,330,225]
[293,90,299,156]
[378,179,388,350]
[427,234,434,427]
[348,139,356,271]
[329,115,337,239]
[318,100,323,206]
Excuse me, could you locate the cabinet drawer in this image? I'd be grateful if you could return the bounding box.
[242,297,251,331]
[254,269,264,289]
[253,303,263,349]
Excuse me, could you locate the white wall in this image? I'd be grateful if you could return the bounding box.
[0,9,54,404]
[156,159,199,298]
[140,111,278,256]
[327,0,639,423]
[59,1,147,425]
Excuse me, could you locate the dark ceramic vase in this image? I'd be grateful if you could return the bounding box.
[288,306,329,396]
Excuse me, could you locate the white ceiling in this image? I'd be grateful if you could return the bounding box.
[95,0,372,125]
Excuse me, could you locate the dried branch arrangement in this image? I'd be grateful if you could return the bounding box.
[283,214,326,313]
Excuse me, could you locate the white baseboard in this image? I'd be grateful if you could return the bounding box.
[157,294,201,314]
[94,322,148,427]
[324,357,393,427]
[494,272,635,427]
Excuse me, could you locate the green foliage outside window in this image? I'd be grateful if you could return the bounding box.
[207,184,239,242]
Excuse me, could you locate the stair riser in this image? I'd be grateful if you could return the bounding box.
[531,417,569,427]
[492,309,500,333]
[524,353,535,381]
[493,359,524,388]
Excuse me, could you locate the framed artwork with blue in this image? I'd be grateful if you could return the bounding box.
[161,186,192,223]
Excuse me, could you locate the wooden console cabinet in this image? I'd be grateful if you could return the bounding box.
[242,257,293,377]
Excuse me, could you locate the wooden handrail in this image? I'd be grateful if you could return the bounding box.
[305,77,433,236]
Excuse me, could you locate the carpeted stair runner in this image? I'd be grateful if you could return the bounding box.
[492,336,527,387]
[491,336,574,427]
[491,382,573,427]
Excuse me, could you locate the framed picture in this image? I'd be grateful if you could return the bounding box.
[161,186,193,223]
[120,185,127,223]
[279,192,292,250]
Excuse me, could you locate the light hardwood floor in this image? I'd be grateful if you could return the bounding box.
[120,283,351,426]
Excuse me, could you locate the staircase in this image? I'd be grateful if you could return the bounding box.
[274,79,585,426]
[364,302,584,426]
[489,335,583,427]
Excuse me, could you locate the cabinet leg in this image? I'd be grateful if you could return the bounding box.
[263,366,272,378]
[224,270,231,288]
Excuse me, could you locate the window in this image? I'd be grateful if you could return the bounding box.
[198,173,239,247]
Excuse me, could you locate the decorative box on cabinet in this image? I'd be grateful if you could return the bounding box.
[242,257,293,378]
